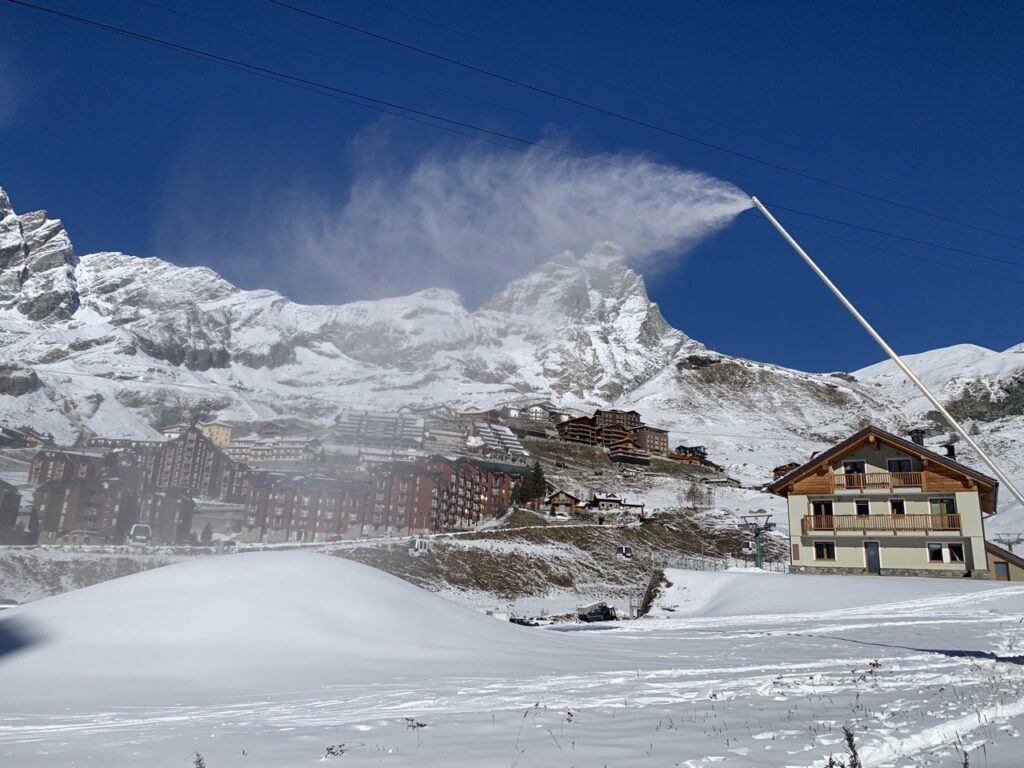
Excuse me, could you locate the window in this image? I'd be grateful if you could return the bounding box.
[948,543,965,562]
[811,500,834,517]
[791,543,800,561]
[843,461,866,475]
[814,542,836,560]
[890,499,906,515]
[927,543,944,562]
[930,497,957,516]
[855,500,870,516]
[888,458,913,474]
[995,562,1010,581]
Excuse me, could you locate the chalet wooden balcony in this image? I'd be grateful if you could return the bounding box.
[801,513,961,535]
[831,472,923,491]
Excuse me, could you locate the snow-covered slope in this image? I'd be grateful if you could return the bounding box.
[5,557,1024,766]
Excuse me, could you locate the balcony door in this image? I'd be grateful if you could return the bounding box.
[811,500,834,528]
[843,461,866,489]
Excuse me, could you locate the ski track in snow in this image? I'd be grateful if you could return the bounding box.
[4,571,1024,766]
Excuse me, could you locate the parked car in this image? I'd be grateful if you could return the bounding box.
[577,602,617,622]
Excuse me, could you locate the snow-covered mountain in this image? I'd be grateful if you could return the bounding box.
[1,186,1022,524]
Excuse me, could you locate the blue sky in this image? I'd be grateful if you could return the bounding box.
[1,0,1022,372]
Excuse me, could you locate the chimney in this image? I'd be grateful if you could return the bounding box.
[943,443,957,461]
[908,428,926,446]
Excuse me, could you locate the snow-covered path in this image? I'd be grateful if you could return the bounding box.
[2,555,1024,766]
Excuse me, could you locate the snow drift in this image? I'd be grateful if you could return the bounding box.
[0,551,569,712]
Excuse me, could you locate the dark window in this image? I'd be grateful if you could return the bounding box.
[948,544,965,563]
[890,499,906,515]
[791,543,800,561]
[812,500,834,517]
[930,497,957,516]
[844,461,866,475]
[888,458,913,473]
[814,542,836,561]
[995,562,1010,581]
[855,500,870,516]
[927,543,944,562]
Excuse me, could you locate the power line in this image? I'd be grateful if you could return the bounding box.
[9,0,1023,281]
[269,0,1024,246]
[787,224,1024,288]
[764,203,1024,271]
[2,0,587,159]
[354,0,909,189]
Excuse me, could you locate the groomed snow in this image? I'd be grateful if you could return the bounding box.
[4,555,1024,766]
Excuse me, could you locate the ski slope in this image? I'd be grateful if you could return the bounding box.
[2,554,1024,766]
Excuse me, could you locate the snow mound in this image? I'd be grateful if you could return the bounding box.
[0,552,564,712]
[650,568,1012,618]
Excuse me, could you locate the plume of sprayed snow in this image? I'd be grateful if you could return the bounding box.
[158,140,750,306]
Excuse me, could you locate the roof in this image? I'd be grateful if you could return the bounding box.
[767,425,999,500]
[546,489,581,503]
[985,541,1024,570]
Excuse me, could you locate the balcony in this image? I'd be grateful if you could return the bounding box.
[831,472,922,491]
[802,513,961,535]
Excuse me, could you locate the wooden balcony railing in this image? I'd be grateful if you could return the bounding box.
[831,472,923,491]
[802,513,961,535]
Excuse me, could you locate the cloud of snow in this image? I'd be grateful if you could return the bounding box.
[157,135,750,306]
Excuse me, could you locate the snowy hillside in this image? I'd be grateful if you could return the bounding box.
[3,553,1024,766]
[0,185,1022,524]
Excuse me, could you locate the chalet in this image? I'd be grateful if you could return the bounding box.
[769,426,997,579]
[772,462,801,480]
[986,542,1024,582]
[546,490,581,516]
[587,492,645,514]
[17,427,54,447]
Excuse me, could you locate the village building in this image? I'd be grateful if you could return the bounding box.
[423,455,522,530]
[87,436,167,451]
[225,435,324,465]
[586,492,645,516]
[985,541,1024,581]
[28,449,108,484]
[197,421,232,447]
[335,409,425,450]
[152,426,235,499]
[363,463,442,536]
[34,477,138,544]
[241,472,370,543]
[0,479,22,531]
[769,426,997,579]
[137,487,195,544]
[772,461,801,480]
[556,416,598,445]
[629,426,669,456]
[593,409,642,430]
[472,421,529,462]
[0,425,51,448]
[545,489,581,516]
[608,439,651,466]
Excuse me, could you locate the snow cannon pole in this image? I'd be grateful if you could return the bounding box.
[750,195,1024,512]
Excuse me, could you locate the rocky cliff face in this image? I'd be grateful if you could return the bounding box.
[0,189,79,321]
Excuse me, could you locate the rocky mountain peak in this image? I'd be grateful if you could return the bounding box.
[0,187,79,321]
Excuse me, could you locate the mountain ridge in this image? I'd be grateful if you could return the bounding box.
[1,185,1022,527]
